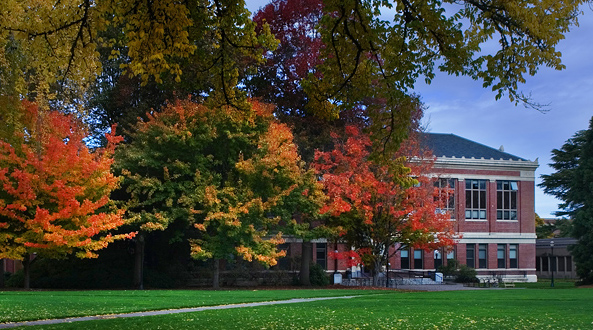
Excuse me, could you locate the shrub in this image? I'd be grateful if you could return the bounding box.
[437,259,478,283]
[6,270,24,288]
[437,259,460,278]
[309,263,330,286]
[455,264,478,283]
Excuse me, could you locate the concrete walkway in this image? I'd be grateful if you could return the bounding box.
[0,296,359,329]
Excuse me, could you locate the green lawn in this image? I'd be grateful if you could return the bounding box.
[1,288,592,329]
[0,288,380,323]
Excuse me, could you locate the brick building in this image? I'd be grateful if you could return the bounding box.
[302,133,539,282]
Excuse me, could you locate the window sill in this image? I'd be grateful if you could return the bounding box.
[464,219,488,222]
[496,219,519,222]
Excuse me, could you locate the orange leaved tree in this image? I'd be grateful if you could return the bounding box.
[313,126,456,286]
[0,101,133,288]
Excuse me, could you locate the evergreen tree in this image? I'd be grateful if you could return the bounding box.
[540,117,593,284]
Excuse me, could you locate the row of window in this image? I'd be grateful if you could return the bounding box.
[536,256,573,272]
[400,249,428,269]
[401,244,518,270]
[301,243,520,270]
[435,179,519,220]
[466,244,518,269]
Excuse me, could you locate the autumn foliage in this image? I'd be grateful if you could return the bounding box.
[252,0,323,115]
[0,101,133,261]
[116,99,323,276]
[190,102,325,267]
[313,126,456,277]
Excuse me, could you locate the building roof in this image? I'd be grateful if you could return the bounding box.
[536,237,577,248]
[421,133,526,161]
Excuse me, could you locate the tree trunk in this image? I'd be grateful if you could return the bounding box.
[300,240,312,286]
[0,259,5,288]
[213,259,220,289]
[23,254,31,290]
[385,258,390,288]
[133,234,145,290]
[372,259,382,287]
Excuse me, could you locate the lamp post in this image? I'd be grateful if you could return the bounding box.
[334,249,339,274]
[550,240,555,288]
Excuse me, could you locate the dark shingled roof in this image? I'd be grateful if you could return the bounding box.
[421,133,526,161]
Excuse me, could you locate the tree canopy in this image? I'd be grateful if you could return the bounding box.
[252,0,585,157]
[1,0,585,150]
[540,117,593,284]
[115,99,325,287]
[0,0,277,110]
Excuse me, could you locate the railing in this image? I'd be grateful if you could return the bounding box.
[391,269,436,279]
[341,270,441,288]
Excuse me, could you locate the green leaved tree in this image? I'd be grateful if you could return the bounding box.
[115,99,324,288]
[540,117,593,285]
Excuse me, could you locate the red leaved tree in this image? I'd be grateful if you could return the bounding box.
[252,0,323,117]
[0,101,134,288]
[313,125,456,285]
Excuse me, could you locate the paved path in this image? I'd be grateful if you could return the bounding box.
[0,296,359,329]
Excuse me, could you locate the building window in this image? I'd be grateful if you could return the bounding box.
[497,181,518,220]
[478,244,487,269]
[316,243,327,269]
[434,250,443,269]
[536,257,541,271]
[466,244,475,268]
[497,244,506,268]
[567,256,572,271]
[414,250,423,269]
[446,250,455,261]
[444,249,455,267]
[558,256,565,272]
[509,244,518,268]
[465,180,487,219]
[401,249,410,269]
[435,178,456,218]
[542,256,549,271]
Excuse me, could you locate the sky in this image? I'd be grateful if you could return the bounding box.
[245,1,593,218]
